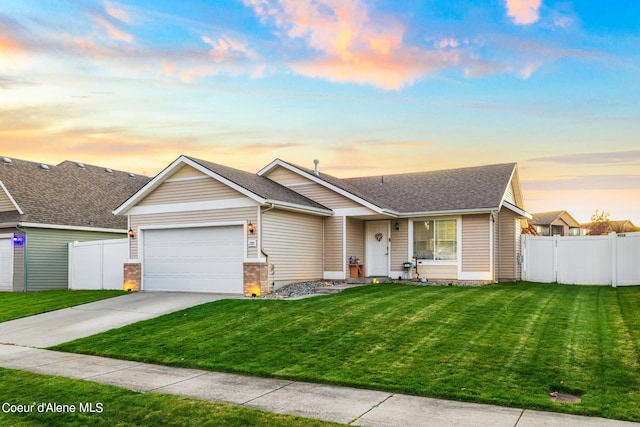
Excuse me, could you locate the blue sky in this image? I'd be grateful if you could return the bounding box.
[1,0,639,223]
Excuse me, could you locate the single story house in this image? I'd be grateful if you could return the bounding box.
[115,155,531,295]
[531,210,581,236]
[0,157,150,291]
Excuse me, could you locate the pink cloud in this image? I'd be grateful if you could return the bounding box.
[244,0,458,90]
[104,1,132,24]
[505,0,542,25]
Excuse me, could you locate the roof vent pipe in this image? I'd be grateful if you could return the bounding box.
[313,159,319,176]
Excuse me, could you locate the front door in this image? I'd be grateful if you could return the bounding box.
[366,221,390,277]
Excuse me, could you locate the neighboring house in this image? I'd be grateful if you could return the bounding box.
[0,157,150,291]
[580,219,638,236]
[115,155,531,295]
[531,211,581,236]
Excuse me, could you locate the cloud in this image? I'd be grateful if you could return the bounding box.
[243,0,459,90]
[505,0,542,25]
[104,1,133,24]
[529,150,640,165]
[384,141,436,148]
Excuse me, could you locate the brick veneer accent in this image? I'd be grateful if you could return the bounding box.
[243,262,269,296]
[123,263,141,292]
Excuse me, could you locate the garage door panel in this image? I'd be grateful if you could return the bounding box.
[143,226,243,293]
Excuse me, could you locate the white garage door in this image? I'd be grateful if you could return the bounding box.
[0,238,13,291]
[143,226,243,293]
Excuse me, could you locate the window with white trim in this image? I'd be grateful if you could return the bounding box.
[413,219,457,260]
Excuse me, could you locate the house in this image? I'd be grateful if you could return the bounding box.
[0,157,150,291]
[580,219,638,236]
[531,211,581,236]
[115,155,530,295]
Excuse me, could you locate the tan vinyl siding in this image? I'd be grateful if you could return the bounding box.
[24,228,124,291]
[130,206,258,259]
[462,214,491,272]
[138,177,242,206]
[504,181,516,204]
[264,166,310,186]
[346,218,364,277]
[324,216,344,272]
[169,165,208,180]
[262,209,322,287]
[0,191,15,212]
[390,219,409,272]
[497,208,518,281]
[416,264,457,280]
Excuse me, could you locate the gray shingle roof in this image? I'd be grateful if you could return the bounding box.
[0,158,150,229]
[340,163,516,213]
[185,156,330,212]
[532,211,564,225]
[269,160,518,214]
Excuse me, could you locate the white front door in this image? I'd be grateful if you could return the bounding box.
[366,221,390,277]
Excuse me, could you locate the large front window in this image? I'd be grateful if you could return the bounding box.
[413,219,457,260]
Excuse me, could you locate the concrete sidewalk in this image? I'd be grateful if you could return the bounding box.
[0,344,637,427]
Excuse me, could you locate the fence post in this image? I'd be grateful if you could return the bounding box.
[610,232,617,287]
[521,235,526,281]
[553,235,558,283]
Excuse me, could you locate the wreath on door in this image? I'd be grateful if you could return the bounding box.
[375,232,384,242]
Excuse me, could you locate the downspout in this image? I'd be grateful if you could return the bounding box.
[16,224,28,292]
[260,203,276,289]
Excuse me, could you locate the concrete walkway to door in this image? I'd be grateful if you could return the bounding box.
[0,292,240,348]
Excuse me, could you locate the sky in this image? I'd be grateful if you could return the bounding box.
[1,0,639,224]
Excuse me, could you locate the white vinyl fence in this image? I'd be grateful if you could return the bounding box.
[68,239,128,290]
[521,232,640,286]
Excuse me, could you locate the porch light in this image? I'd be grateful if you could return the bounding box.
[128,228,136,239]
[395,221,400,231]
[248,221,255,234]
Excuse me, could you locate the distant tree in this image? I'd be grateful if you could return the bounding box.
[521,219,538,235]
[587,209,611,236]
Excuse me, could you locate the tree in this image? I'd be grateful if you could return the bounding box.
[587,209,611,236]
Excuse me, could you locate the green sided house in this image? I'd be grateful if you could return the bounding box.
[115,155,530,296]
[0,157,150,291]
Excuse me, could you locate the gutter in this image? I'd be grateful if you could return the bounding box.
[265,200,333,216]
[15,224,28,292]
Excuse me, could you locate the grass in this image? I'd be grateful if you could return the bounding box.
[53,283,640,422]
[0,368,342,426]
[0,290,127,323]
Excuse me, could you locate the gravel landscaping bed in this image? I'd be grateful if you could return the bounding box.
[261,279,490,298]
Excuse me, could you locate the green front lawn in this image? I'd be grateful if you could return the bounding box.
[54,283,640,422]
[0,290,127,323]
[0,368,341,426]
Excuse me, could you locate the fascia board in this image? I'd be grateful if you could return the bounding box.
[18,222,125,233]
[266,199,333,216]
[0,180,24,214]
[502,201,532,219]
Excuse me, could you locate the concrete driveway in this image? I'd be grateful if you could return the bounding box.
[0,292,240,348]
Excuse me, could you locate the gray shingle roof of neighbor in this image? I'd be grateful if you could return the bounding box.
[0,157,151,229]
[531,210,579,226]
[185,156,331,212]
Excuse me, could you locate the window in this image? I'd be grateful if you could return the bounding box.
[413,219,457,260]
